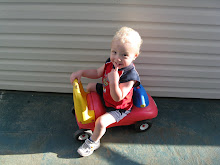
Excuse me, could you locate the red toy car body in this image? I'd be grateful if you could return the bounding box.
[73,87,158,141]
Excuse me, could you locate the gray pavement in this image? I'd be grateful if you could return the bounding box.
[0,90,219,165]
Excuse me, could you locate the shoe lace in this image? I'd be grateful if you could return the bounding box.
[82,140,92,151]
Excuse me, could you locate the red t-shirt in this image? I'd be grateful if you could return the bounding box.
[102,58,140,110]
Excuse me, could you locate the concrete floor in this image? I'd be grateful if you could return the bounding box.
[0,90,219,165]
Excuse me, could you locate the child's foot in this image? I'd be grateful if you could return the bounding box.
[77,139,100,157]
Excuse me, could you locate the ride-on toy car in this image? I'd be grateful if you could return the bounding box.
[72,79,158,141]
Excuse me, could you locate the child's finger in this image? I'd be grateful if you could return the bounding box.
[113,63,118,71]
[78,77,81,83]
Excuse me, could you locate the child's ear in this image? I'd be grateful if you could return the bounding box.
[133,54,139,60]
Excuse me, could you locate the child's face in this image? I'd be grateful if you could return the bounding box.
[110,39,139,69]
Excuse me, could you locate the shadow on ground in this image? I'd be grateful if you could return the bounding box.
[0,90,219,159]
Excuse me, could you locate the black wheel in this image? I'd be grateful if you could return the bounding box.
[134,120,152,132]
[74,129,93,141]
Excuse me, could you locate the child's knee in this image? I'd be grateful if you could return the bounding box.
[86,83,96,92]
[95,114,115,128]
[95,116,107,128]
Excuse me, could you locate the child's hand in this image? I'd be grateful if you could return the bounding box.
[70,70,82,84]
[108,66,119,85]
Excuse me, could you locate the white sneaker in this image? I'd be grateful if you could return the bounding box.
[77,139,100,157]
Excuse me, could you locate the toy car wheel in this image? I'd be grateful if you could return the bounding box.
[134,120,152,132]
[74,129,93,141]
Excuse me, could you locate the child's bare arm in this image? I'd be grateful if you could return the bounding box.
[70,64,105,84]
[109,80,134,102]
[108,66,135,102]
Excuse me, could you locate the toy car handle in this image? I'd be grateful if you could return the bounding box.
[73,79,95,124]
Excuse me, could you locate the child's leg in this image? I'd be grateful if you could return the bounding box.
[86,83,97,92]
[90,113,116,143]
[77,113,116,157]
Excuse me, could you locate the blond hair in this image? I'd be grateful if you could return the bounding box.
[113,27,143,54]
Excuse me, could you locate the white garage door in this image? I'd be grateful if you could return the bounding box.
[0,0,220,99]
